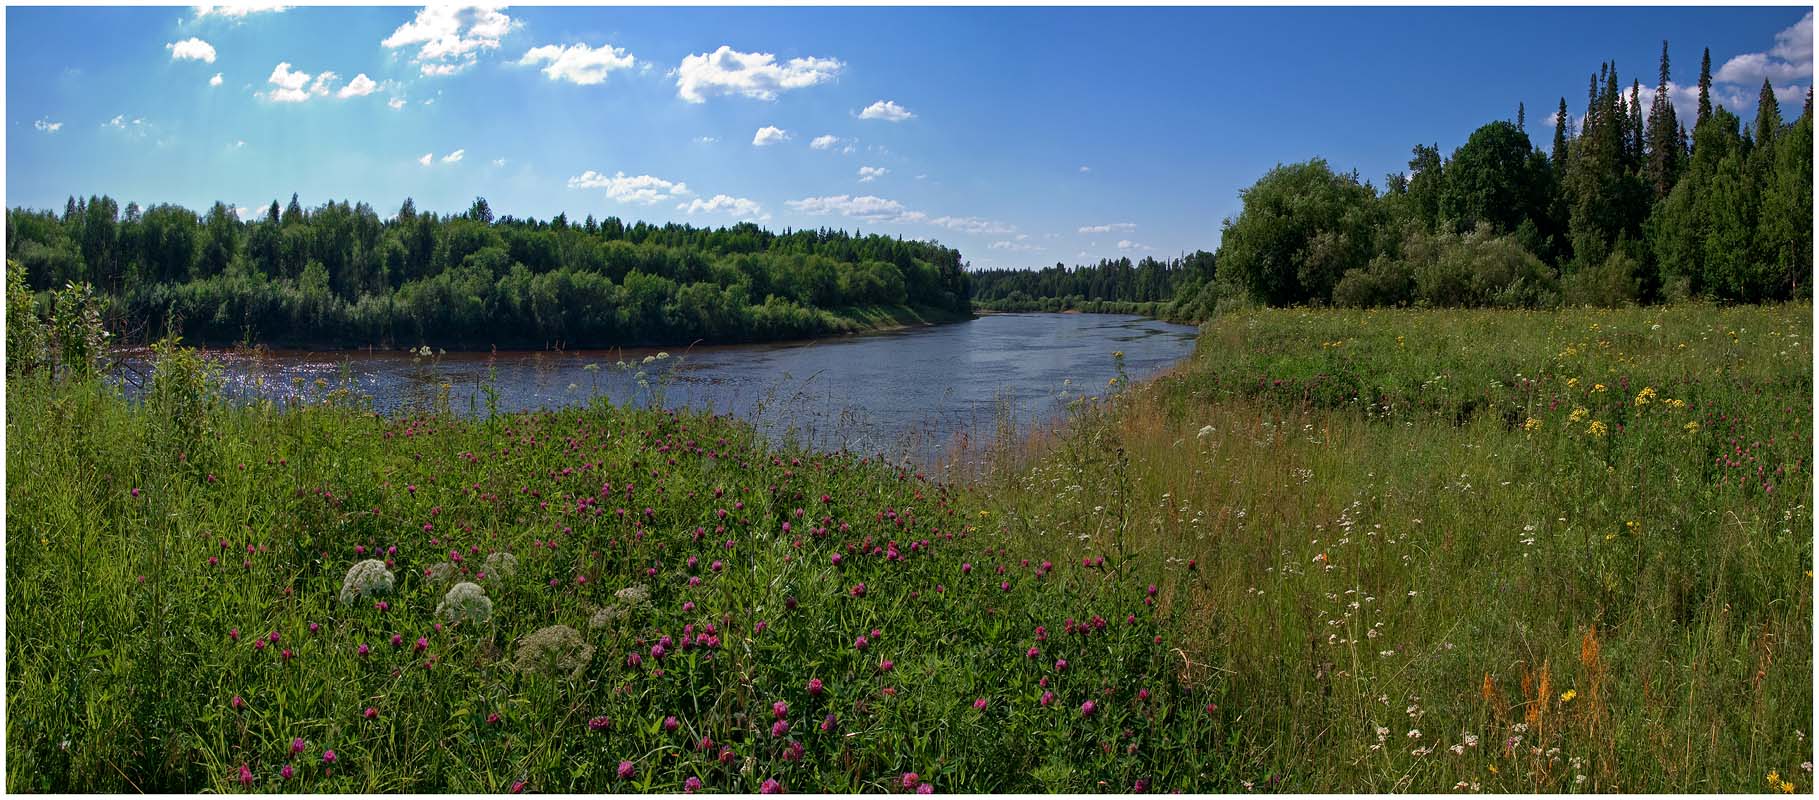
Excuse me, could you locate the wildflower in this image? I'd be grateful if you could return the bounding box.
[514,625,595,680]
[322,750,336,764]
[280,764,294,780]
[879,659,894,672]
[617,760,635,780]
[291,738,306,756]
[683,777,703,793]
[589,716,614,732]
[807,678,824,696]
[436,582,493,624]
[1591,383,1606,393]
[772,700,789,719]
[338,559,395,605]
[1685,421,1701,433]
[770,719,790,737]
[239,763,254,786]
[1634,387,1656,406]
[1040,691,1054,706]
[760,778,781,794]
[1523,417,1542,432]
[1081,700,1097,717]
[902,772,920,789]
[357,643,370,656]
[364,706,378,719]
[1568,406,1589,423]
[917,785,933,795]
[1587,420,1607,438]
[973,698,988,711]
[231,694,246,710]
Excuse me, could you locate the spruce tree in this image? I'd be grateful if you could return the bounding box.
[1517,102,1526,132]
[1755,79,1781,148]
[1553,98,1571,168]
[1647,41,1681,198]
[1697,48,1713,126]
[1629,81,1645,169]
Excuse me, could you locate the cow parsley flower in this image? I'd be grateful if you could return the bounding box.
[437,582,493,624]
[515,624,595,680]
[483,551,518,579]
[338,559,395,605]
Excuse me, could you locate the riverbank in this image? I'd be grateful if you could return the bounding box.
[9,304,1807,792]
[972,302,1813,792]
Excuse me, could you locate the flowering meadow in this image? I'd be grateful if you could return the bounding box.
[5,352,1228,792]
[975,302,1813,792]
[7,302,1812,793]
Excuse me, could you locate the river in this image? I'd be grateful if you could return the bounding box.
[118,312,1199,466]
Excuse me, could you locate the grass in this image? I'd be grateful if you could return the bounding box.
[5,358,1226,792]
[6,302,1811,792]
[978,303,1812,792]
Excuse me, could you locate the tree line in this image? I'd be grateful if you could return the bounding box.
[4,196,972,347]
[967,252,1214,314]
[1202,45,1811,311]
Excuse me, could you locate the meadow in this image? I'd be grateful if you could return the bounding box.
[974,302,1813,792]
[5,302,1812,792]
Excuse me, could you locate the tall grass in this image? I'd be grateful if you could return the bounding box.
[982,303,1813,792]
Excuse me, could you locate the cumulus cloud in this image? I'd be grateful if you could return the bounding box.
[34,118,62,133]
[193,2,287,19]
[678,194,768,221]
[989,239,1042,253]
[810,134,845,150]
[675,45,842,103]
[167,37,217,63]
[928,216,1014,235]
[1078,222,1136,234]
[262,62,337,102]
[418,152,433,166]
[519,42,636,85]
[383,4,515,77]
[752,125,790,146]
[568,170,692,204]
[857,165,888,183]
[388,97,407,110]
[209,72,224,87]
[337,73,379,98]
[441,148,465,164]
[858,99,914,122]
[492,158,506,167]
[1117,240,1153,252]
[786,195,924,224]
[1715,11,1813,86]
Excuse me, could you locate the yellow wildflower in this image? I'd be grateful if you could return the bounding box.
[1591,383,1606,393]
[1634,387,1656,407]
[1625,520,1640,535]
[1568,407,1589,424]
[1666,398,1686,410]
[1684,421,1701,434]
[1523,418,1543,432]
[1587,420,1608,438]
[1567,377,1580,389]
[1559,689,1576,703]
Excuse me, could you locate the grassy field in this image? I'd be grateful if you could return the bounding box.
[975,303,1813,792]
[6,303,1811,792]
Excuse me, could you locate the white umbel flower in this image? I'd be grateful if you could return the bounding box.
[483,551,518,579]
[338,559,395,605]
[515,624,594,680]
[437,581,493,624]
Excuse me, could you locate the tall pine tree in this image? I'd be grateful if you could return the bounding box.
[1696,48,1713,126]
[1646,41,1681,198]
[1552,98,1571,168]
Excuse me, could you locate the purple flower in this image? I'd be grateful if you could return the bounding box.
[917,784,934,795]
[280,764,294,780]
[878,659,894,672]
[663,716,680,732]
[902,772,920,789]
[291,737,306,756]
[683,776,703,793]
[760,778,782,794]
[820,714,837,732]
[1081,700,1097,717]
[807,678,825,696]
[1041,691,1054,706]
[973,698,988,711]
[589,716,613,732]
[771,719,790,737]
[772,700,789,719]
[322,750,336,764]
[617,760,635,780]
[238,763,253,786]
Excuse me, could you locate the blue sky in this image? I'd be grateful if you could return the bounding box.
[6,5,1812,269]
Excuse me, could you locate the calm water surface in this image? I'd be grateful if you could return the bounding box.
[121,313,1198,464]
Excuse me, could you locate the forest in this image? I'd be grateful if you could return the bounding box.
[967,252,1213,314]
[996,47,1812,321]
[4,196,971,348]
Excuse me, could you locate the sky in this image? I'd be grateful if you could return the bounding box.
[5,5,1813,270]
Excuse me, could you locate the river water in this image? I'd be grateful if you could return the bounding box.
[119,313,1199,465]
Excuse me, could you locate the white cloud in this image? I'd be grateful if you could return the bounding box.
[337,73,379,98]
[101,115,149,137]
[678,194,768,221]
[418,153,432,166]
[492,157,507,167]
[1078,223,1137,234]
[34,118,62,133]
[232,139,246,148]
[568,170,693,205]
[388,97,407,110]
[441,149,465,164]
[209,72,224,87]
[858,99,914,122]
[786,195,924,224]
[1716,11,1813,86]
[1117,240,1153,252]
[857,165,888,183]
[232,206,251,219]
[694,136,718,144]
[193,3,286,19]
[519,42,636,85]
[752,125,791,146]
[167,37,217,63]
[989,240,1042,253]
[929,216,1014,235]
[1079,165,1091,173]
[262,62,336,103]
[810,134,846,150]
[675,45,843,103]
[383,4,515,77]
